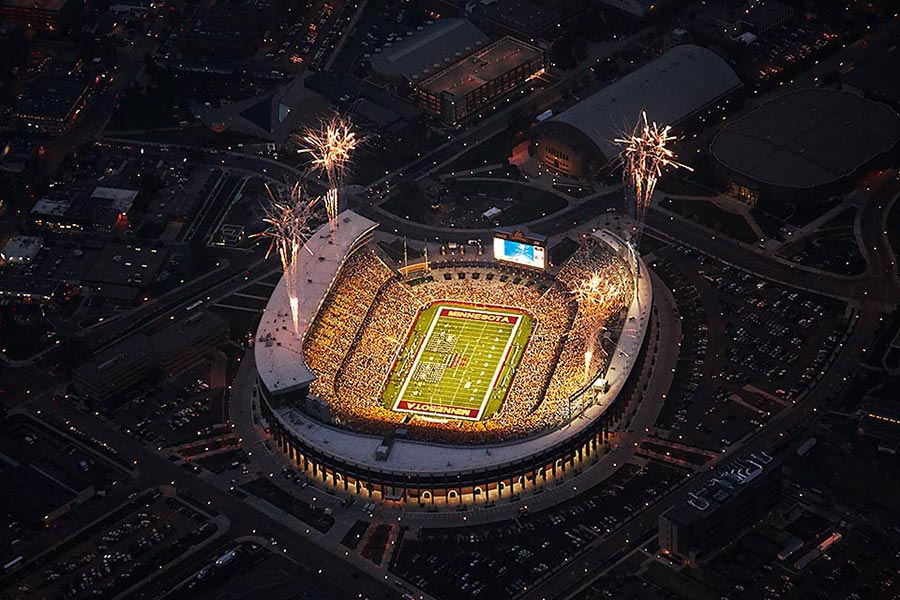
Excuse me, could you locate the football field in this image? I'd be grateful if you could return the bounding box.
[381,303,533,421]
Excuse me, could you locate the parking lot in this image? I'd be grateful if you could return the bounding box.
[392,461,687,600]
[0,415,135,574]
[112,369,225,448]
[13,490,216,600]
[648,243,850,452]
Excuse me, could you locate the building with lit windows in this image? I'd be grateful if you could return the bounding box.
[414,36,544,124]
[0,0,82,31]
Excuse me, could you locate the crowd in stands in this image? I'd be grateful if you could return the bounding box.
[300,240,635,444]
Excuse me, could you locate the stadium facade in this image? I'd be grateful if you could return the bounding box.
[534,45,743,178]
[254,212,653,506]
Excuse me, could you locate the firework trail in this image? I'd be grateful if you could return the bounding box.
[572,273,608,383]
[257,182,316,334]
[297,114,359,233]
[614,111,692,244]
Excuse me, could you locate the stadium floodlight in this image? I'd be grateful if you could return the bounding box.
[256,182,316,334]
[614,111,692,245]
[296,113,360,233]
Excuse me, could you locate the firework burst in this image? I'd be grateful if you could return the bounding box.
[614,111,692,243]
[257,182,316,334]
[297,114,359,233]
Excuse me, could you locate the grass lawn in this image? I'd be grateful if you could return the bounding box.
[381,301,533,421]
[241,477,334,533]
[442,127,523,174]
[454,180,567,225]
[382,179,567,227]
[662,197,758,243]
[107,87,182,131]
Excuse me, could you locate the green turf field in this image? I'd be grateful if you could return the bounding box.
[381,302,533,421]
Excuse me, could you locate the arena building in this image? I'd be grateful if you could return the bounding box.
[414,36,544,124]
[711,89,900,206]
[254,212,652,506]
[534,45,742,179]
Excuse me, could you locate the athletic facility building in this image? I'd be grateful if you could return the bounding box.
[254,212,652,506]
[711,89,900,205]
[534,45,742,178]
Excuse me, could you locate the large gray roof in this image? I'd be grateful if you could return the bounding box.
[551,45,742,160]
[712,89,900,189]
[370,18,489,83]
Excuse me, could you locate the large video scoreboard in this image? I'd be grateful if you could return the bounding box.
[493,227,547,270]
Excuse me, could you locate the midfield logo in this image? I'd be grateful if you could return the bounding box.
[440,308,518,324]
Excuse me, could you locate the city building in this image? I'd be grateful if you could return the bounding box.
[740,0,793,35]
[74,311,229,401]
[31,188,139,233]
[10,68,93,131]
[1,235,42,265]
[414,36,544,124]
[0,276,58,303]
[711,89,900,206]
[0,0,82,31]
[306,72,425,140]
[842,33,900,110]
[73,335,156,402]
[593,0,657,18]
[150,311,229,377]
[370,18,489,85]
[31,198,78,231]
[534,45,742,178]
[858,396,900,454]
[470,0,560,40]
[659,452,781,565]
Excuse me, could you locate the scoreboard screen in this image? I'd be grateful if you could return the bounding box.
[494,237,545,269]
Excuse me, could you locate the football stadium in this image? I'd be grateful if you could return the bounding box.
[254,212,652,506]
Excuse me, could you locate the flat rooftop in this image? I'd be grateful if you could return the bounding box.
[666,452,777,526]
[843,32,900,106]
[712,89,900,189]
[370,18,489,82]
[2,0,70,10]
[419,36,542,99]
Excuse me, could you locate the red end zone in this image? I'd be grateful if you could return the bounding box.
[439,307,520,325]
[395,400,480,419]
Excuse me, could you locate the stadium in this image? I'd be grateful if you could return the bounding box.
[254,212,652,506]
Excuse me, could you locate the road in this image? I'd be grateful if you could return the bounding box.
[27,396,403,600]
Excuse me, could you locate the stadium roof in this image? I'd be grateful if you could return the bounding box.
[550,45,742,160]
[255,211,379,394]
[712,89,900,189]
[370,18,489,83]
